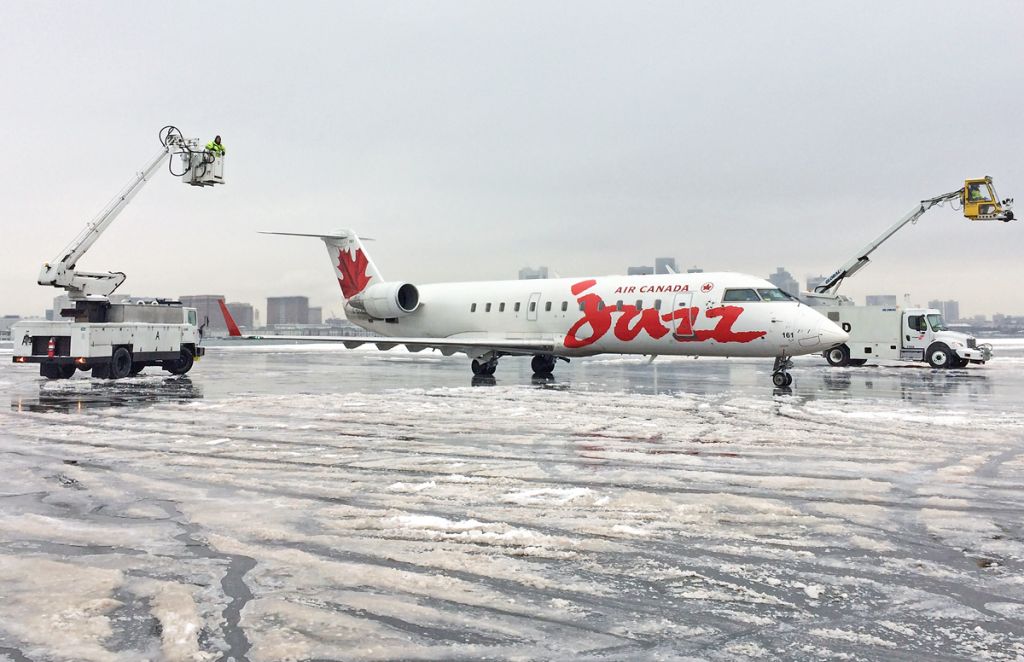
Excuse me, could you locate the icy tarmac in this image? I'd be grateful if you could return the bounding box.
[1,342,1023,661]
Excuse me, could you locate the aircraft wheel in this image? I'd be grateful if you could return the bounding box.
[772,372,790,387]
[531,355,556,375]
[926,343,953,369]
[109,347,133,379]
[824,344,850,367]
[471,359,484,375]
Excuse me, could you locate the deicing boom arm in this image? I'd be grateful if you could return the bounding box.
[813,188,963,295]
[36,127,204,298]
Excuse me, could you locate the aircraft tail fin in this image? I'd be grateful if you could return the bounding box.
[260,230,383,302]
[218,299,241,337]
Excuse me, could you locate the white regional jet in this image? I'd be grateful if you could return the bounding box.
[252,230,848,387]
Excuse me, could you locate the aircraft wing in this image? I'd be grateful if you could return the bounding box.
[230,335,558,357]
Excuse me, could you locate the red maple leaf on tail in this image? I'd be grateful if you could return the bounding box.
[337,248,372,298]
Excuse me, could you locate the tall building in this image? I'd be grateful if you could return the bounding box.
[267,296,310,326]
[767,267,799,297]
[225,302,254,330]
[627,265,654,276]
[928,299,960,321]
[180,295,228,332]
[518,266,549,280]
[308,307,323,325]
[0,315,20,341]
[866,295,898,307]
[654,257,678,275]
[945,300,960,321]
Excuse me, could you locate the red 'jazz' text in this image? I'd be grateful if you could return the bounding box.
[564,280,767,349]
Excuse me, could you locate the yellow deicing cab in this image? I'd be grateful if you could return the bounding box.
[962,176,1014,221]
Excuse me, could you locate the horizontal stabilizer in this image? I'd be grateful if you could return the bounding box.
[260,231,374,241]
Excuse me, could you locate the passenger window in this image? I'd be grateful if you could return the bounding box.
[579,302,585,311]
[499,303,505,312]
[635,299,642,310]
[908,315,926,332]
[471,303,477,313]
[530,302,536,312]
[654,299,662,311]
[722,288,761,302]
[485,303,492,312]
[514,302,521,312]
[561,301,567,312]
[545,301,552,312]
[616,300,623,311]
[597,301,605,311]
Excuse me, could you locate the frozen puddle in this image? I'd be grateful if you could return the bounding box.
[1,351,1024,660]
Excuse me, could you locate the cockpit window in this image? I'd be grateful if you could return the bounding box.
[722,288,761,302]
[756,288,795,301]
[927,314,948,331]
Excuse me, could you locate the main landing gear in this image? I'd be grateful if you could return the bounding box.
[471,357,498,376]
[772,356,794,388]
[531,354,557,376]
[468,353,568,379]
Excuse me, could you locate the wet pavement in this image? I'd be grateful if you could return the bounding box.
[1,340,1023,661]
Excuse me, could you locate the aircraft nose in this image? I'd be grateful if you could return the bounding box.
[791,307,848,354]
[818,319,849,349]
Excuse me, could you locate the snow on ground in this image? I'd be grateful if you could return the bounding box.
[1,346,1023,660]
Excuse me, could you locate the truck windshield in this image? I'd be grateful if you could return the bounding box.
[927,314,947,331]
[967,183,993,202]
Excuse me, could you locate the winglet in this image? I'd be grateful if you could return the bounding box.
[218,299,242,337]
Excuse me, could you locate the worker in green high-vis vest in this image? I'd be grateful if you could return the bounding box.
[206,135,225,157]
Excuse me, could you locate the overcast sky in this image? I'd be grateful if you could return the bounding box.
[2,1,1022,320]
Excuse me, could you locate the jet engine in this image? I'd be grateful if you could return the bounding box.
[354,282,420,319]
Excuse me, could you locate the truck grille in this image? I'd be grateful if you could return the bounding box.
[967,338,977,349]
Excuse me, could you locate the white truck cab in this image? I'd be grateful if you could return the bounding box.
[12,300,204,379]
[817,305,991,368]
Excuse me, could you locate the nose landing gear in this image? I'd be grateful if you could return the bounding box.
[772,356,794,387]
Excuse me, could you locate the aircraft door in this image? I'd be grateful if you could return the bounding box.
[670,292,695,340]
[526,292,541,322]
[903,313,929,350]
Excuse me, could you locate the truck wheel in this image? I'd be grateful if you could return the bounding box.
[166,348,194,375]
[58,364,76,379]
[926,343,953,369]
[91,364,110,379]
[824,344,850,367]
[129,363,145,376]
[109,347,133,379]
[848,359,867,366]
[40,363,61,379]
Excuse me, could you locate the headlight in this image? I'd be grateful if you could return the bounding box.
[950,341,963,348]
